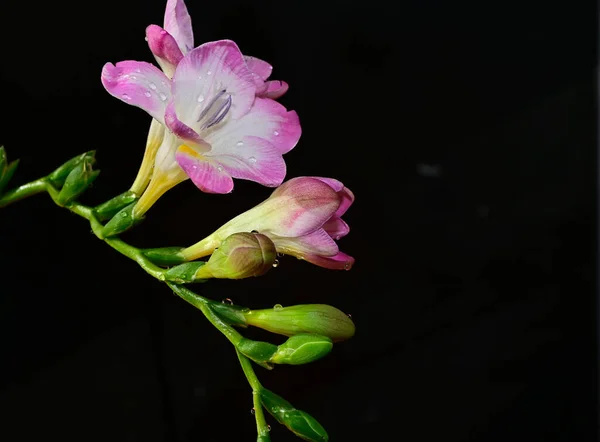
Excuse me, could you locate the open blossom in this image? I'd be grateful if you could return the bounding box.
[180,177,355,270]
[103,0,300,216]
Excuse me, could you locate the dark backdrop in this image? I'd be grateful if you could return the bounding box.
[0,1,597,441]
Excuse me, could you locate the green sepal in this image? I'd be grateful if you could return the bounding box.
[0,146,7,173]
[0,158,19,195]
[47,151,96,188]
[142,247,187,266]
[55,159,100,206]
[208,301,249,327]
[237,338,277,370]
[164,262,206,283]
[270,334,332,365]
[260,389,329,441]
[94,191,138,221]
[99,202,143,238]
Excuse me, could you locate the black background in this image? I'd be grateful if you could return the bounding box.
[0,1,597,441]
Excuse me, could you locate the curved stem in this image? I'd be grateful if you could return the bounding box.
[237,350,271,441]
[0,178,48,207]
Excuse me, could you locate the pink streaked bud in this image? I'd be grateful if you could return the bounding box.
[181,177,355,271]
[193,232,277,280]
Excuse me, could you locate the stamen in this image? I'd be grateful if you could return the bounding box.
[197,89,232,130]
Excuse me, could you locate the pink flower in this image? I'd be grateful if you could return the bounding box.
[146,0,289,99]
[181,177,355,270]
[101,0,299,216]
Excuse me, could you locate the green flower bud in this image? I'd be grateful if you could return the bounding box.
[99,202,144,238]
[260,388,329,441]
[55,157,100,205]
[244,304,355,342]
[94,191,138,221]
[193,232,277,280]
[47,151,96,188]
[237,338,278,369]
[269,334,332,365]
[164,262,207,283]
[0,147,19,195]
[141,246,187,266]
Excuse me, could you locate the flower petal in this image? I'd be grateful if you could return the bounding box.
[172,40,257,130]
[244,56,273,80]
[303,251,355,270]
[312,177,354,217]
[165,102,210,151]
[261,80,289,99]
[101,61,171,123]
[336,186,355,217]
[164,0,194,53]
[205,97,300,155]
[176,145,233,193]
[146,25,184,77]
[271,228,339,257]
[322,216,349,240]
[209,136,286,187]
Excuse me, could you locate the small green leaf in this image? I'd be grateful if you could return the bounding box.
[142,247,187,266]
[55,159,100,205]
[0,159,19,195]
[269,334,333,365]
[237,338,277,369]
[47,151,96,188]
[99,202,143,238]
[164,262,207,283]
[94,191,138,221]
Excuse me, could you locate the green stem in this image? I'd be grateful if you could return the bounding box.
[237,350,271,441]
[0,178,48,207]
[167,283,243,346]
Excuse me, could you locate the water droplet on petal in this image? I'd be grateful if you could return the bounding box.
[198,75,202,80]
[217,165,223,172]
[159,92,167,101]
[144,91,152,97]
[248,156,257,164]
[207,70,212,76]
[272,259,279,268]
[160,30,167,35]
[344,263,351,270]
[149,83,157,90]
[251,230,259,234]
[130,75,137,80]
[121,93,131,100]
[222,298,234,305]
[277,252,284,258]
[273,304,283,310]
[136,69,141,73]
[236,141,244,147]
[273,130,279,136]
[197,94,205,103]
[192,165,198,170]
[334,235,341,240]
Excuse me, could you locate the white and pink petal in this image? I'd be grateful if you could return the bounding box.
[302,251,355,270]
[171,40,257,130]
[208,136,286,187]
[101,61,171,123]
[164,0,194,54]
[175,145,234,194]
[204,97,300,155]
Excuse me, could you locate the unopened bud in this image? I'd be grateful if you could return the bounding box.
[47,150,96,188]
[56,157,100,205]
[269,334,332,365]
[193,232,276,280]
[237,338,277,369]
[245,304,355,342]
[260,388,329,441]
